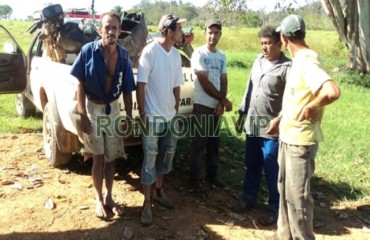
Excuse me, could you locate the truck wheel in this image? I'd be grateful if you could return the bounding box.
[43,103,71,167]
[15,93,36,118]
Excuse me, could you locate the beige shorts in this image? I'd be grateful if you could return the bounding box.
[83,99,125,162]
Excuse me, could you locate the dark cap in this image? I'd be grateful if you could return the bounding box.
[276,14,305,37]
[158,14,186,32]
[205,20,222,30]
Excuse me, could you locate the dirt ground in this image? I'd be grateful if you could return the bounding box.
[0,133,369,240]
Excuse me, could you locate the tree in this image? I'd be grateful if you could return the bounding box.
[112,5,124,17]
[209,0,247,26]
[0,5,12,19]
[240,11,262,28]
[321,0,370,73]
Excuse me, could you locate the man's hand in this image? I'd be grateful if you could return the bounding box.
[298,106,320,123]
[236,115,245,132]
[120,117,133,139]
[138,113,147,132]
[265,116,281,135]
[221,97,233,112]
[214,102,224,117]
[80,114,92,134]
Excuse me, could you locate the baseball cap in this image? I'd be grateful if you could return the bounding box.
[205,20,222,30]
[276,15,305,37]
[158,14,187,32]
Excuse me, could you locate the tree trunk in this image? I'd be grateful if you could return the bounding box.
[321,0,370,73]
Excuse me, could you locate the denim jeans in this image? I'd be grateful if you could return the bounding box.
[141,120,178,185]
[243,136,279,215]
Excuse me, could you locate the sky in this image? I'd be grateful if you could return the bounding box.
[2,0,311,20]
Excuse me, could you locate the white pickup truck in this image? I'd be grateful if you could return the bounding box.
[0,14,195,167]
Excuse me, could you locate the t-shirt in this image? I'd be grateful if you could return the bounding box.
[70,40,135,102]
[279,49,331,145]
[137,41,184,122]
[191,45,227,109]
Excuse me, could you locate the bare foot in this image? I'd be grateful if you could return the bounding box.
[104,197,123,216]
[95,201,107,219]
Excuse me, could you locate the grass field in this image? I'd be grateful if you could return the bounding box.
[0,20,369,201]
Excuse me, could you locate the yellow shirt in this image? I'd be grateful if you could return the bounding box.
[280,49,331,145]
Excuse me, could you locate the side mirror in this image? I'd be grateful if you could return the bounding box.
[3,41,17,53]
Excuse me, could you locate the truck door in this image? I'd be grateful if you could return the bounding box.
[0,25,27,93]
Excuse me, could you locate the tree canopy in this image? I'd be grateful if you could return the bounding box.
[127,0,369,75]
[0,5,12,19]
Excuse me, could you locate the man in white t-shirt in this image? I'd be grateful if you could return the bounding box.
[188,20,232,192]
[136,13,185,225]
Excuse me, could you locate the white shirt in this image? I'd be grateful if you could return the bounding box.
[191,45,227,108]
[137,41,184,122]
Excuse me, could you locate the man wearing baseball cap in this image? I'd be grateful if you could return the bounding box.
[267,15,341,240]
[158,14,187,35]
[137,13,186,225]
[205,20,222,31]
[188,19,232,192]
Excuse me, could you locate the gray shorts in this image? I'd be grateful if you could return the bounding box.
[83,99,125,162]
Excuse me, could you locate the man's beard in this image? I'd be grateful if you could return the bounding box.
[107,35,116,45]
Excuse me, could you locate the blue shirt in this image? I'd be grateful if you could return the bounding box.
[70,40,135,102]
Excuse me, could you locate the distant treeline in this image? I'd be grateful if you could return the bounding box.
[6,1,333,31]
[128,0,333,31]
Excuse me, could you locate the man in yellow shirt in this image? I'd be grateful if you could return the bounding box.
[268,15,341,240]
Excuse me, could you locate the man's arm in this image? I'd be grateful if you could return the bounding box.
[298,80,341,122]
[173,86,180,113]
[77,81,91,134]
[219,73,232,111]
[196,72,232,111]
[123,92,133,119]
[236,77,253,131]
[136,82,146,124]
[196,71,224,100]
[77,82,86,115]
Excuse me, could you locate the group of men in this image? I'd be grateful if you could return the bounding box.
[70,11,341,240]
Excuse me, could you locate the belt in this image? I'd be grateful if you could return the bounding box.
[89,99,117,105]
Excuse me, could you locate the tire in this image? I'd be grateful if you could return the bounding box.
[15,93,36,118]
[43,103,71,167]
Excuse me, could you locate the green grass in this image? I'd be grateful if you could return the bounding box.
[0,95,42,133]
[315,83,370,199]
[0,20,33,52]
[1,20,369,201]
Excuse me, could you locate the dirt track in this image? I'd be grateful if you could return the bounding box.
[0,133,369,240]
